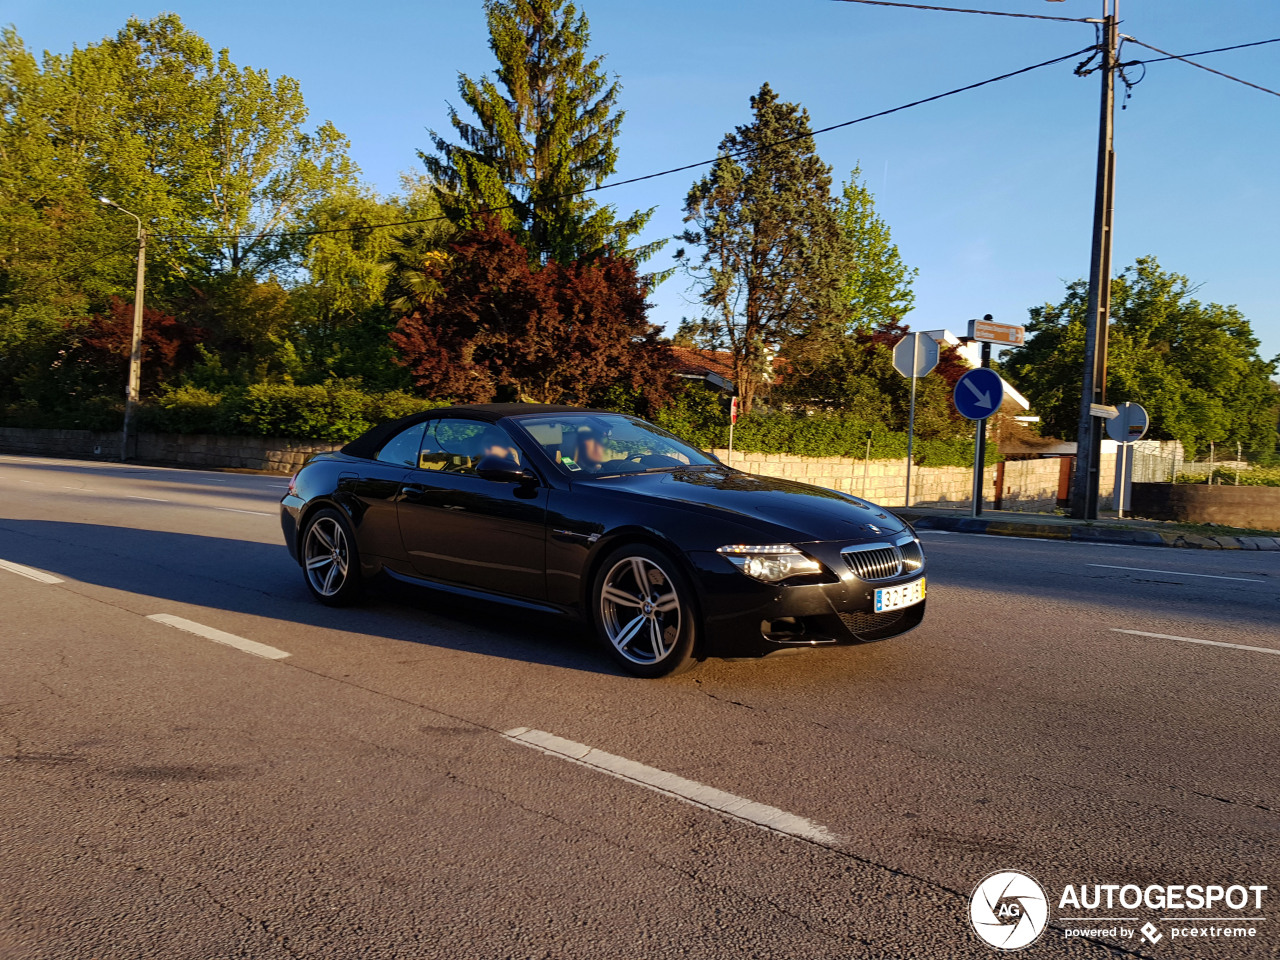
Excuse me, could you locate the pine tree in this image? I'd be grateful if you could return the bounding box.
[423,0,659,266]
[677,83,847,414]
[835,166,916,331]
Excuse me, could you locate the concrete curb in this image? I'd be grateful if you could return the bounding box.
[899,513,1280,551]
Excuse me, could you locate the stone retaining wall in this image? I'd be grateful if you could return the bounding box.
[713,448,1115,511]
[0,427,340,475]
[1130,482,1280,529]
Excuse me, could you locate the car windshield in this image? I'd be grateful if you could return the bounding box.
[515,413,716,477]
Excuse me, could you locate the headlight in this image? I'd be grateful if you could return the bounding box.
[716,544,823,582]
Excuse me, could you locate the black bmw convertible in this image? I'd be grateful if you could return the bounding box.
[280,403,926,677]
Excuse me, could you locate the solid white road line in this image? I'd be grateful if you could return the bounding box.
[147,614,290,660]
[1111,629,1280,657]
[1089,563,1265,583]
[502,727,841,844]
[0,558,64,584]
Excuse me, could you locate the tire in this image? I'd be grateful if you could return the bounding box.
[592,544,698,678]
[300,507,363,607]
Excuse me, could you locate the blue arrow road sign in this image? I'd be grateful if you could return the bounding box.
[954,368,1004,420]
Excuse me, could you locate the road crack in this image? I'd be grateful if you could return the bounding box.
[71,835,309,959]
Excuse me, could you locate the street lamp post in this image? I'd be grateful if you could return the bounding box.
[100,197,147,462]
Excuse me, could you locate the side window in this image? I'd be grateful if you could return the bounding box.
[375,422,427,467]
[417,419,521,475]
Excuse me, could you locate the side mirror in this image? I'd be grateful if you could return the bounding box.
[475,454,535,484]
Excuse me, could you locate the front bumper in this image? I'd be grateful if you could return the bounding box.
[687,540,927,658]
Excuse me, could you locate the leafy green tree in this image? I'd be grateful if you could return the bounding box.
[1005,257,1279,459]
[1,16,354,291]
[0,15,360,413]
[291,177,453,387]
[774,328,962,438]
[677,83,848,413]
[423,0,658,266]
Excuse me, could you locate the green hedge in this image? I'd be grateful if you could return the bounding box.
[1176,467,1280,488]
[139,380,447,443]
[651,390,998,468]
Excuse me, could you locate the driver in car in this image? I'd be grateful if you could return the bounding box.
[575,428,609,473]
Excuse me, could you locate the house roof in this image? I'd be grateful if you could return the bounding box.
[668,344,735,380]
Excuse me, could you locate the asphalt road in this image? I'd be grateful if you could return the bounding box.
[1,454,1277,960]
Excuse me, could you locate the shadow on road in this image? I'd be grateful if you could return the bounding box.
[0,517,625,677]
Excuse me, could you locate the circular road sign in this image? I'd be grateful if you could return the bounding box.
[953,368,1004,421]
[1105,401,1149,444]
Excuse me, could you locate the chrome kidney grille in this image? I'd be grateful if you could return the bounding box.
[842,538,923,582]
[899,539,924,573]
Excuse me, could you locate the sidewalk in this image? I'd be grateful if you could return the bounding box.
[894,505,1280,551]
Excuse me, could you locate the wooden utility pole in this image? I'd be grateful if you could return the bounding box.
[1070,1,1119,519]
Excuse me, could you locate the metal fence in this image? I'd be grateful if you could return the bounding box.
[1128,439,1256,483]
[1129,439,1185,483]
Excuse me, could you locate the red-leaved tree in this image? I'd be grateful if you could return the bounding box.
[39,298,207,407]
[74,298,207,395]
[391,220,675,408]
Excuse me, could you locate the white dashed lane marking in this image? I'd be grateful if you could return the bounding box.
[147,614,290,661]
[502,727,841,844]
[0,558,64,584]
[126,495,170,502]
[1111,629,1280,657]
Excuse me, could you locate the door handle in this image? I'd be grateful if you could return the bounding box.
[400,483,427,501]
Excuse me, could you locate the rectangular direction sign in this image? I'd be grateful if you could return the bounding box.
[1090,403,1119,420]
[968,319,1026,346]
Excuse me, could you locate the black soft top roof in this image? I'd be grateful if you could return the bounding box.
[340,402,612,460]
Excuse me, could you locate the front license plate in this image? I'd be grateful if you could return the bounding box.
[875,577,925,613]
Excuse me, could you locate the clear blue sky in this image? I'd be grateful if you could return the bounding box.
[5,0,1278,364]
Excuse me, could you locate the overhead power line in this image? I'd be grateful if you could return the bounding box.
[1124,36,1280,65]
[152,44,1097,243]
[828,0,1097,23]
[16,242,139,294]
[1122,35,1280,98]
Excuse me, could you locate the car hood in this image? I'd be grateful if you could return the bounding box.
[585,467,909,542]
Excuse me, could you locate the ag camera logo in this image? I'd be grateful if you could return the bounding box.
[971,870,1049,951]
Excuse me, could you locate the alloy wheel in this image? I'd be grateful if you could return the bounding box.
[304,516,350,598]
[599,555,682,665]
